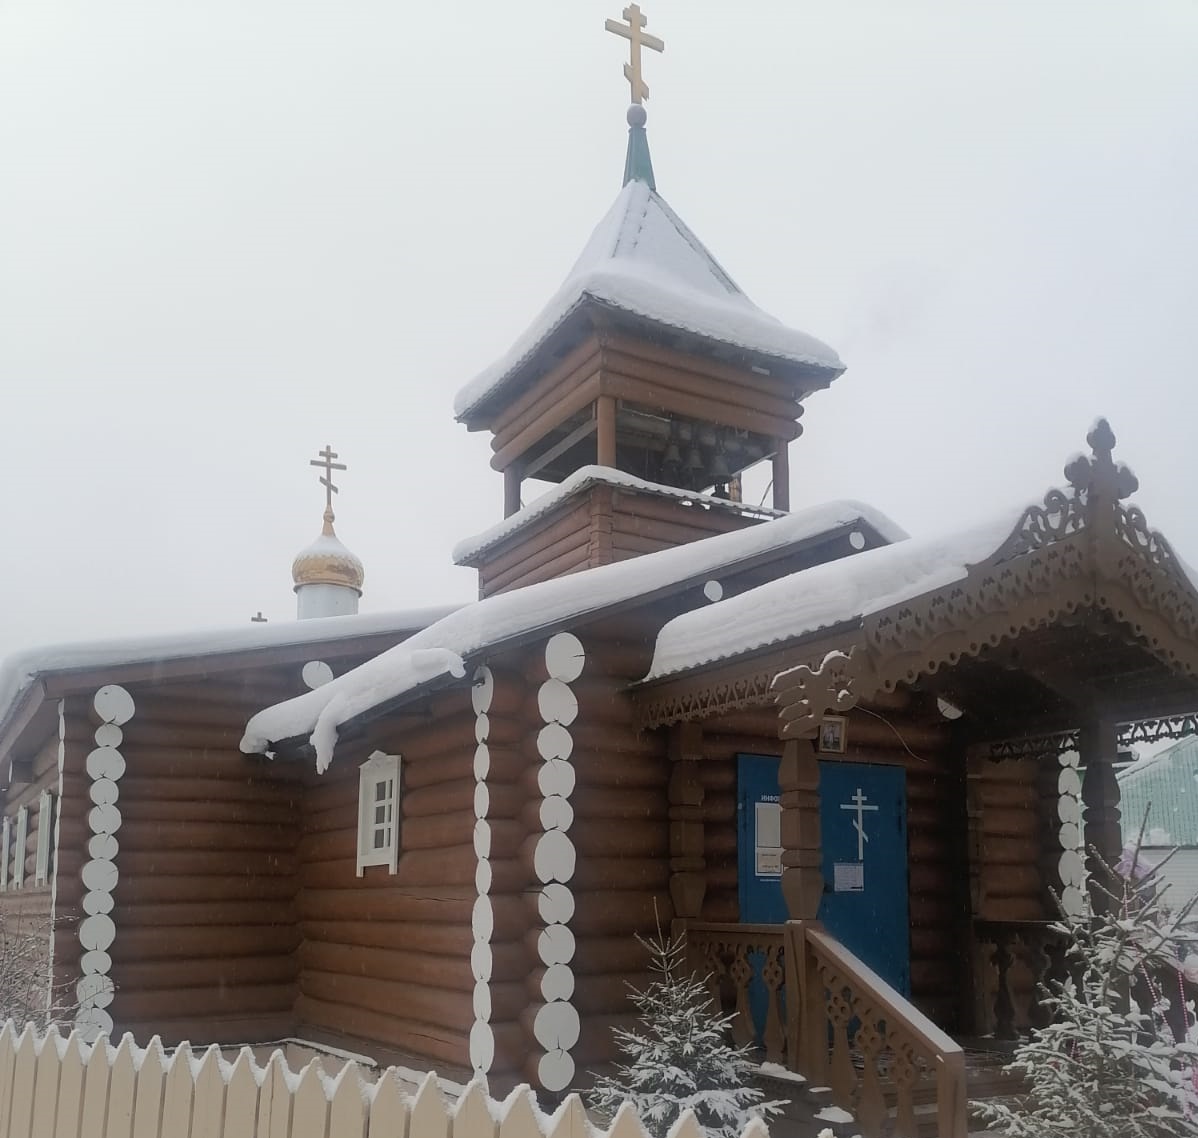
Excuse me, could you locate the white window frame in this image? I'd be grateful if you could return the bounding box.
[357,752,401,876]
[0,816,9,892]
[34,790,53,886]
[13,805,27,889]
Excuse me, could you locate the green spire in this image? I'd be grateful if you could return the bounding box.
[623,104,656,191]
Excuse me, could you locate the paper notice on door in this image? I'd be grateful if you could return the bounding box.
[833,862,865,892]
[754,801,783,877]
[756,848,782,876]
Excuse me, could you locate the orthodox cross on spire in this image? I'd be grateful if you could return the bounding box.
[605,4,664,105]
[309,445,347,519]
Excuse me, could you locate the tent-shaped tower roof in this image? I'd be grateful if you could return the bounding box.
[454,111,844,424]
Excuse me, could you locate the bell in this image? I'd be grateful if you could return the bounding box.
[664,442,682,466]
[711,449,730,479]
[686,446,703,472]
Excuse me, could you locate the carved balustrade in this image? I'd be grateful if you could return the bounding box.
[681,922,788,1065]
[788,921,967,1138]
[973,920,1068,1040]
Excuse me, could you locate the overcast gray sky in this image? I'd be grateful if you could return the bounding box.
[1,1,1196,660]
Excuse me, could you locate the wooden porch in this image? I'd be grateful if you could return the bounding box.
[640,423,1198,1137]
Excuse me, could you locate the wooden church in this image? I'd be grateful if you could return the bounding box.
[4,7,1198,1136]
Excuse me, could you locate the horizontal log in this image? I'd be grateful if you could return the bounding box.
[293,995,472,1070]
[571,787,668,820]
[111,955,297,994]
[699,894,738,923]
[109,924,301,963]
[705,828,737,857]
[568,857,669,892]
[117,1014,298,1049]
[976,898,1047,922]
[298,940,474,991]
[302,969,476,1033]
[979,862,1044,899]
[114,987,294,1034]
[566,889,671,937]
[604,347,802,422]
[116,819,298,854]
[115,797,298,827]
[116,849,296,879]
[117,776,299,806]
[484,520,593,590]
[295,886,473,924]
[979,808,1040,839]
[301,923,528,977]
[977,835,1041,864]
[974,781,1041,809]
[491,337,601,438]
[117,900,295,929]
[111,872,298,905]
[570,824,668,859]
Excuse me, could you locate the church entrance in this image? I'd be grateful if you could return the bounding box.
[736,754,911,995]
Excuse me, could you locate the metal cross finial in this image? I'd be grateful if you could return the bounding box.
[605,4,665,105]
[309,445,347,513]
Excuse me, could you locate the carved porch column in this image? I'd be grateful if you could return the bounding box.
[779,737,822,920]
[1079,718,1122,912]
[668,723,706,921]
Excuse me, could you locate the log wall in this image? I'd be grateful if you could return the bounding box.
[94,678,304,1046]
[293,685,493,1076]
[966,752,1050,1033]
[540,626,672,1077]
[473,485,763,598]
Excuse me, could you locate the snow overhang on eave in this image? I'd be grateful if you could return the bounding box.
[248,511,902,766]
[455,294,845,430]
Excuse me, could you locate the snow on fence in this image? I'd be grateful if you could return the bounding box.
[0,1021,769,1138]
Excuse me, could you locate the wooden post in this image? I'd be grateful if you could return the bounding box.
[503,465,522,518]
[772,440,790,511]
[668,723,706,922]
[1079,718,1122,912]
[778,737,822,920]
[596,396,617,468]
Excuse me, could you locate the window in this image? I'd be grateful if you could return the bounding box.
[357,752,400,875]
[0,816,9,892]
[34,790,54,886]
[13,806,27,889]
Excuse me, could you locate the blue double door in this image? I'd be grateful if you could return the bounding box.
[736,753,910,995]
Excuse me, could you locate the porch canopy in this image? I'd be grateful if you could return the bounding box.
[634,420,1198,917]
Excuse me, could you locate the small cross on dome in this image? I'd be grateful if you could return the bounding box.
[310,445,347,517]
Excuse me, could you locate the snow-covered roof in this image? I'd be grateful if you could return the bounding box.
[0,606,459,727]
[453,179,844,420]
[453,465,789,565]
[242,499,904,771]
[643,507,1029,682]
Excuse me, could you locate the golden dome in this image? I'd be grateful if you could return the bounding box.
[291,509,365,594]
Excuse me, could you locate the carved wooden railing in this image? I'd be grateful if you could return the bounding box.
[681,922,788,1064]
[788,921,968,1138]
[973,919,1068,1039]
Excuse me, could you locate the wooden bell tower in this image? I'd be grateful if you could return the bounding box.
[453,10,846,597]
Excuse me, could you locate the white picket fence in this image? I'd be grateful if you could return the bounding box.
[0,1021,767,1138]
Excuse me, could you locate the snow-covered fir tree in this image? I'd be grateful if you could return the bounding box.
[980,849,1198,1138]
[590,926,783,1138]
